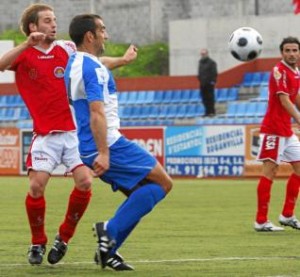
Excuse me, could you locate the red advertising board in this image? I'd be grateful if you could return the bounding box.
[120,127,165,166]
[0,127,20,175]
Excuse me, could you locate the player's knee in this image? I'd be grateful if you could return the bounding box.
[267,168,277,180]
[162,176,173,194]
[76,175,92,191]
[29,181,45,198]
[272,166,279,175]
[155,176,173,194]
[73,166,93,191]
[262,162,278,180]
[148,166,173,194]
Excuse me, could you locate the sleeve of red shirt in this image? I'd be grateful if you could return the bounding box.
[293,0,300,14]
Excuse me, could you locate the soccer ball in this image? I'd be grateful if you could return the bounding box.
[228,27,263,62]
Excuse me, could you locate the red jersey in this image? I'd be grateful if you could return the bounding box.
[10,41,76,135]
[260,61,300,137]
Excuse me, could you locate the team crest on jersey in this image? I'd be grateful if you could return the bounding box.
[28,68,38,79]
[54,66,65,78]
[273,67,281,80]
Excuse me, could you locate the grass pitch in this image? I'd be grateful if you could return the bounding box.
[0,176,300,277]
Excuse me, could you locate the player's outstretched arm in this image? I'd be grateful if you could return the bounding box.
[0,32,46,71]
[100,44,138,70]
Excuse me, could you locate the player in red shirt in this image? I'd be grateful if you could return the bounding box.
[255,36,300,231]
[0,4,137,268]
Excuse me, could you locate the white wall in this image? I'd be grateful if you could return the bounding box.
[169,14,300,76]
[0,41,14,83]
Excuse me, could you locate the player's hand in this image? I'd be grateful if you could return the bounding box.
[123,44,138,64]
[92,153,109,176]
[26,32,46,47]
[295,117,300,127]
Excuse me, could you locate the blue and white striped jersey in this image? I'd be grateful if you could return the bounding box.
[64,51,121,156]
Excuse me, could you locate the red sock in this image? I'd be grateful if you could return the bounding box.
[59,187,92,243]
[281,173,300,217]
[256,176,273,224]
[25,194,47,245]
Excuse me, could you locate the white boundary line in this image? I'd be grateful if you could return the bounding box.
[1,256,300,267]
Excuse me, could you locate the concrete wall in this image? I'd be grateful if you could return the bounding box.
[169,14,300,75]
[0,0,296,44]
[0,41,14,83]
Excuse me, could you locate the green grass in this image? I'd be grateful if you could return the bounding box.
[1,177,300,276]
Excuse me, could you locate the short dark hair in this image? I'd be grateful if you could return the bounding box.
[279,36,300,52]
[69,14,102,46]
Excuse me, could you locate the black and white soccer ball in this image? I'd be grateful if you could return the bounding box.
[228,27,263,62]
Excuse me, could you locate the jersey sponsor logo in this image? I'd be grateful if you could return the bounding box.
[265,135,277,150]
[38,55,54,59]
[54,66,65,78]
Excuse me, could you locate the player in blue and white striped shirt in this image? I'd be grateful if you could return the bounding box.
[65,14,173,271]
